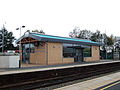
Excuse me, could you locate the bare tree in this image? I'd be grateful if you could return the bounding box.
[32,29,45,34]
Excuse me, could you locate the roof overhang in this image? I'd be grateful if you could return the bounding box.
[16,33,102,46]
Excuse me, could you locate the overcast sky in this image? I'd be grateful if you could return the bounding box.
[0,0,120,39]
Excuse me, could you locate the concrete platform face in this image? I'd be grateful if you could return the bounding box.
[54,71,120,90]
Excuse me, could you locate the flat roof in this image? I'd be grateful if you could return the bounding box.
[17,33,102,46]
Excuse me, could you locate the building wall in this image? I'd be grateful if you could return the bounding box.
[63,58,74,63]
[23,42,100,65]
[84,46,100,62]
[30,42,74,65]
[47,42,63,65]
[30,43,46,65]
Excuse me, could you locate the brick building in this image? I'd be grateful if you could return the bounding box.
[17,33,102,65]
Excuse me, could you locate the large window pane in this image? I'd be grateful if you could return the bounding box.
[63,47,74,57]
[63,43,75,58]
[83,46,91,57]
[22,43,35,53]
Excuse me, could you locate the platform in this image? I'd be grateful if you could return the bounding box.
[0,60,119,76]
[54,71,120,90]
[0,60,120,75]
[0,60,120,89]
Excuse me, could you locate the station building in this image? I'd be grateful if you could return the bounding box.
[17,33,102,65]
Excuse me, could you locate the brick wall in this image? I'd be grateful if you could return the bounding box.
[47,42,63,65]
[84,46,100,62]
[30,43,46,64]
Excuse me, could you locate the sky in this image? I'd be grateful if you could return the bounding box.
[0,0,120,39]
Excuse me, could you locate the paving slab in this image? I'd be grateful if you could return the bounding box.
[54,72,120,90]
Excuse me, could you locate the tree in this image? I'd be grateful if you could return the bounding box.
[69,27,80,38]
[90,30,103,42]
[69,27,92,39]
[114,37,120,52]
[77,29,92,40]
[107,35,114,46]
[0,26,15,52]
[32,29,45,34]
[69,27,115,52]
[69,27,116,59]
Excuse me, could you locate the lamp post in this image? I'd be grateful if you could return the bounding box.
[16,26,25,68]
[2,28,4,53]
[2,24,6,53]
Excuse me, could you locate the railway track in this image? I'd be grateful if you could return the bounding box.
[0,61,120,90]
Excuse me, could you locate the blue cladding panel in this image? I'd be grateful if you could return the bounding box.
[33,33,99,44]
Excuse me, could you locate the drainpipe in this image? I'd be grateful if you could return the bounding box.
[46,43,48,65]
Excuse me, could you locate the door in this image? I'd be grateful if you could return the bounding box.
[22,44,30,63]
[74,48,83,62]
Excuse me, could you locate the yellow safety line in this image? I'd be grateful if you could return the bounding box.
[100,80,120,90]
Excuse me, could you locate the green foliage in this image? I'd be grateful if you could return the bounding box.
[90,30,103,42]
[0,26,15,52]
[107,35,114,46]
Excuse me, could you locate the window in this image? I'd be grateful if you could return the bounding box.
[22,43,35,53]
[63,44,92,58]
[30,43,35,53]
[63,47,75,57]
[83,46,91,57]
[63,44,75,58]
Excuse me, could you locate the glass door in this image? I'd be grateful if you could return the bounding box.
[22,44,30,63]
[74,48,83,62]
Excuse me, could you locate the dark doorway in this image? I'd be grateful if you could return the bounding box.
[74,48,84,62]
[22,44,30,63]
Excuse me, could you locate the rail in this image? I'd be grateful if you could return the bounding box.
[0,61,120,89]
